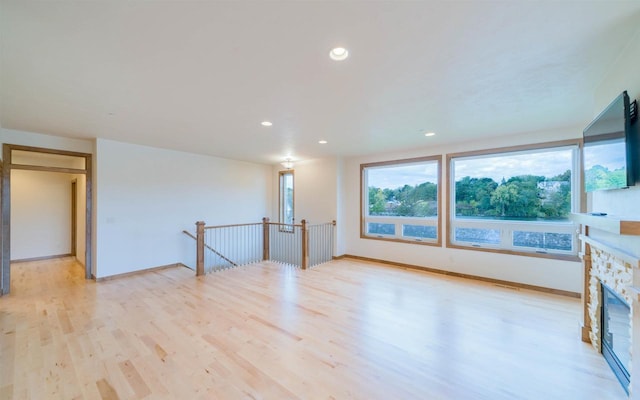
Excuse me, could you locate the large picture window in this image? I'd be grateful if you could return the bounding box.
[448,141,580,258]
[361,156,441,245]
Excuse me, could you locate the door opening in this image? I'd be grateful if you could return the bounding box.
[0,144,93,295]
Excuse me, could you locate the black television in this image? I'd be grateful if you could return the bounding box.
[583,91,637,192]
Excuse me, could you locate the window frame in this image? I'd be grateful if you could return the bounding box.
[360,155,442,247]
[446,139,583,261]
[279,170,294,231]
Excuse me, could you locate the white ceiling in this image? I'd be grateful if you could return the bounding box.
[2,1,640,165]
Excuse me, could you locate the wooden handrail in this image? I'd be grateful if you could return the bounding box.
[307,221,337,228]
[189,217,336,275]
[265,221,303,228]
[183,229,239,274]
[204,222,262,230]
[204,221,304,230]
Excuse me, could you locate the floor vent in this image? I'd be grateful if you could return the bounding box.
[494,284,520,291]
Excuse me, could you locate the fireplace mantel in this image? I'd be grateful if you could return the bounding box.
[570,213,640,236]
[572,212,640,397]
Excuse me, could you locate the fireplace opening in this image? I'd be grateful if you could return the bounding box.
[601,283,631,394]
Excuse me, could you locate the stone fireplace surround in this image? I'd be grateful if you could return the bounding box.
[572,213,640,397]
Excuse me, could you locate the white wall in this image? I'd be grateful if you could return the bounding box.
[587,26,640,258]
[95,139,272,278]
[591,26,640,400]
[335,157,346,256]
[339,127,583,293]
[0,128,93,153]
[591,26,640,219]
[11,170,72,260]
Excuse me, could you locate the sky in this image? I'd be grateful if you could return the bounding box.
[583,140,626,171]
[454,148,574,183]
[368,162,438,189]
[367,147,576,190]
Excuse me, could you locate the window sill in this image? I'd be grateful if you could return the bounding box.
[446,243,580,262]
[360,234,442,247]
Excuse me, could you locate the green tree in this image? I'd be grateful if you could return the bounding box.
[504,175,543,218]
[490,183,519,216]
[368,187,386,215]
[585,165,627,191]
[455,177,498,216]
[550,169,571,182]
[369,181,438,217]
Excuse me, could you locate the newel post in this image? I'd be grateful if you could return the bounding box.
[262,217,270,261]
[196,221,205,276]
[301,219,309,270]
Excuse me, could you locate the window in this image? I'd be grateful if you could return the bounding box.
[447,141,580,258]
[361,156,441,245]
[279,170,294,227]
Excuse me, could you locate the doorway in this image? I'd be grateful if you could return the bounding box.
[1,144,92,295]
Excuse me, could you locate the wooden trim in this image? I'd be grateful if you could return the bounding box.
[445,138,581,160]
[571,213,640,236]
[196,221,205,276]
[580,235,640,266]
[71,180,77,257]
[268,221,302,228]
[279,169,295,225]
[204,222,262,230]
[360,155,442,247]
[358,235,442,247]
[8,164,87,174]
[1,145,10,295]
[446,243,580,262]
[332,254,347,260]
[0,160,3,296]
[360,154,443,169]
[95,263,188,282]
[578,139,586,214]
[85,154,93,279]
[342,254,581,298]
[182,229,238,267]
[1,143,94,291]
[11,253,72,263]
[7,144,90,158]
[581,242,593,344]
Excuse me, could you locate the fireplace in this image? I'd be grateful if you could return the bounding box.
[571,212,640,399]
[602,283,631,394]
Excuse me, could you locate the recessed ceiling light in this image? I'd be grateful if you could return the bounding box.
[261,121,273,127]
[318,140,328,144]
[424,132,436,137]
[329,47,349,61]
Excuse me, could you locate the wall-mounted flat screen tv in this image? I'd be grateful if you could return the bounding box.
[583,91,637,192]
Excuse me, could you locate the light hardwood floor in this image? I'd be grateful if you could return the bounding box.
[0,257,628,399]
